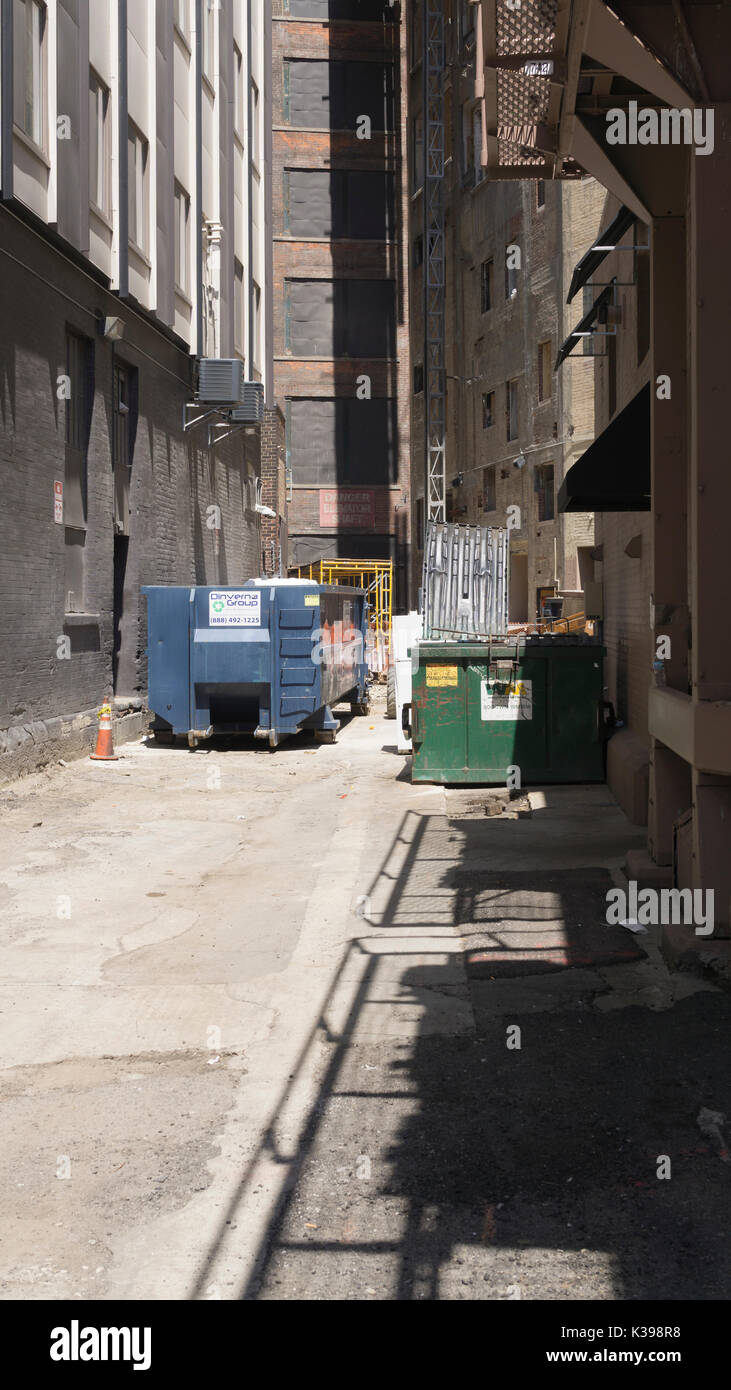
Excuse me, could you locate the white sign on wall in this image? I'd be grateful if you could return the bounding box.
[208,590,261,627]
[481,678,533,721]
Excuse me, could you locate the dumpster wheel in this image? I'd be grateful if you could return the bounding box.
[351,699,370,717]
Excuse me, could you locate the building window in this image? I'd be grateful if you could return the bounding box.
[462,102,477,186]
[482,390,494,429]
[413,363,424,394]
[537,340,552,402]
[460,0,475,44]
[202,0,215,80]
[411,114,424,192]
[89,70,111,217]
[234,259,244,357]
[506,379,519,442]
[409,0,423,69]
[535,463,555,522]
[483,464,496,512]
[174,183,190,294]
[413,235,424,268]
[65,331,93,529]
[535,179,545,209]
[174,0,189,40]
[113,363,138,537]
[472,105,484,183]
[14,0,47,150]
[252,281,262,371]
[127,124,149,255]
[505,244,520,298]
[480,257,493,313]
[233,44,244,139]
[251,80,260,168]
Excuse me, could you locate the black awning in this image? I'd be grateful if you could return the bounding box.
[567,206,636,304]
[558,382,650,513]
[555,283,613,369]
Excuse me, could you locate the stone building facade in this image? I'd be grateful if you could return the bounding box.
[0,0,280,780]
[406,1,605,617]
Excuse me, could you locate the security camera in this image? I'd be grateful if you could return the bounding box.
[513,453,526,469]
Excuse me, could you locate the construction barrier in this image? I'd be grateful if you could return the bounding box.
[289,559,392,673]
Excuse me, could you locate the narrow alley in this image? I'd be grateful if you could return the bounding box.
[1,693,728,1303]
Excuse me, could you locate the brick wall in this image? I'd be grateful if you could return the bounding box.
[272,6,411,604]
[0,208,263,779]
[405,17,606,616]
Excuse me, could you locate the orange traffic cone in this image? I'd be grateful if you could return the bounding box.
[90,702,118,761]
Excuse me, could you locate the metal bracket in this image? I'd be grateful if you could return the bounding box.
[183,402,220,434]
[206,420,249,449]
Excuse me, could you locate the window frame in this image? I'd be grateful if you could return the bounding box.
[535,463,555,522]
[14,0,47,153]
[537,339,552,403]
[480,257,493,314]
[481,390,494,430]
[89,68,112,219]
[127,122,150,257]
[233,43,244,141]
[250,78,261,169]
[173,0,190,43]
[234,259,245,358]
[506,378,519,442]
[202,0,215,82]
[174,182,191,297]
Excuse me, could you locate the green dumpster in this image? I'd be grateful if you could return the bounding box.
[408,637,607,785]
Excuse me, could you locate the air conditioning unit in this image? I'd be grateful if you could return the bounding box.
[197,358,245,405]
[230,382,264,424]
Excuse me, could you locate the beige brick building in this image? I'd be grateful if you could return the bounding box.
[406,3,605,620]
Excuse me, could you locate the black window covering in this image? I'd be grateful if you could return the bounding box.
[286,279,396,357]
[284,169,394,240]
[286,0,394,17]
[288,398,398,486]
[285,60,394,131]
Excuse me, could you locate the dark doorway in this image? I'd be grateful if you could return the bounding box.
[112,361,138,694]
[113,534,129,693]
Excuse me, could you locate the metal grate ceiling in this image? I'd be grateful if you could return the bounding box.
[496,0,557,56]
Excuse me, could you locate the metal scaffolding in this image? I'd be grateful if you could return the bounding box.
[423,0,446,524]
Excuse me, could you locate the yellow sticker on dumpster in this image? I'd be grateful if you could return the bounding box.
[304,595,320,606]
[426,665,459,687]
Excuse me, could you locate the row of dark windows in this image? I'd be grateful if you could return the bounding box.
[283,60,394,131]
[413,361,553,433]
[284,1,395,19]
[286,397,398,487]
[284,279,396,358]
[283,169,395,241]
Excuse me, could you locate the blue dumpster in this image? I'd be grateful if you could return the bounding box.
[142,580,370,747]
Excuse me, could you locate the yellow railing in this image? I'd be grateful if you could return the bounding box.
[289,558,393,670]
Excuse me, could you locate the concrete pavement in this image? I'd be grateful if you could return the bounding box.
[0,695,728,1300]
